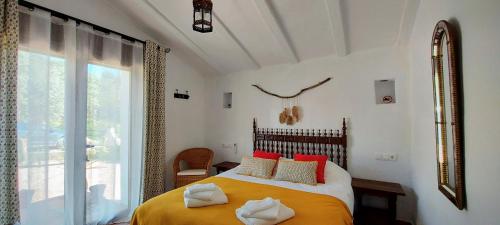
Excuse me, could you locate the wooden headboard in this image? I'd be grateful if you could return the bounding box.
[252,118,348,170]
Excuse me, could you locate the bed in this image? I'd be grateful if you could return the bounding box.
[131,118,353,225]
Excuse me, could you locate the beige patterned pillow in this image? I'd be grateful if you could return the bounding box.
[272,157,292,175]
[273,159,318,185]
[236,156,276,179]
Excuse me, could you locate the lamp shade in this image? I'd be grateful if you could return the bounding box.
[193,0,213,33]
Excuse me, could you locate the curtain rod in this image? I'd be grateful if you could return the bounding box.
[18,0,171,53]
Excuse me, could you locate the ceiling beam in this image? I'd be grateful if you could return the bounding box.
[253,0,299,63]
[212,13,262,69]
[396,0,419,46]
[143,0,228,74]
[325,0,348,56]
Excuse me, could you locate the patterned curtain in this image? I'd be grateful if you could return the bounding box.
[142,40,167,202]
[0,0,19,224]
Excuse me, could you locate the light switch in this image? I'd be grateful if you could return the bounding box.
[376,153,398,161]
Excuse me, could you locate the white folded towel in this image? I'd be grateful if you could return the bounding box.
[243,201,280,221]
[183,190,215,201]
[184,187,228,208]
[236,199,295,225]
[185,183,217,194]
[239,197,277,218]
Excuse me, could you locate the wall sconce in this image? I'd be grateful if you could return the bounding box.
[174,89,190,100]
[374,79,396,104]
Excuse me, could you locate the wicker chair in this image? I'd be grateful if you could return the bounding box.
[173,148,214,188]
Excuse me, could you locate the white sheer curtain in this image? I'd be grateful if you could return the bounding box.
[17,7,143,225]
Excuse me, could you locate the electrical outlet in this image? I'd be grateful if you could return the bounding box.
[222,143,238,155]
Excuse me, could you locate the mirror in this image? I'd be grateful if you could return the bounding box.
[431,20,465,209]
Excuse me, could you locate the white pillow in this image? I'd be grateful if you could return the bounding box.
[324,160,351,185]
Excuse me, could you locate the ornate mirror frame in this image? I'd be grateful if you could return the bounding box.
[431,20,465,209]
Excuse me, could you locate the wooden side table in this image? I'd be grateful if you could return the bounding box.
[352,178,407,225]
[212,161,240,174]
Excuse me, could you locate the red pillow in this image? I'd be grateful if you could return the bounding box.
[294,154,328,183]
[253,150,281,160]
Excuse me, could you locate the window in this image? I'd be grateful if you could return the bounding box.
[17,7,144,225]
[17,51,67,224]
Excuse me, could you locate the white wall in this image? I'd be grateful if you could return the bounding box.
[205,47,414,221]
[164,54,208,190]
[30,0,211,190]
[408,0,500,225]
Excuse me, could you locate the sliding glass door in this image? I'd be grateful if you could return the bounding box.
[17,50,67,225]
[17,7,144,225]
[85,64,131,223]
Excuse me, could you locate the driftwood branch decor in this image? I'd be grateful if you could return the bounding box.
[251,77,332,99]
[252,77,332,126]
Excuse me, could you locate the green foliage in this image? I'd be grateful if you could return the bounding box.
[18,51,129,164]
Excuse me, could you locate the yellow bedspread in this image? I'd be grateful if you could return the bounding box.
[131,177,352,225]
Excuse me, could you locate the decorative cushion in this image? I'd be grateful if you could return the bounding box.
[253,150,282,160]
[236,156,276,179]
[294,154,328,183]
[254,150,282,175]
[273,159,318,185]
[272,157,292,175]
[177,169,207,176]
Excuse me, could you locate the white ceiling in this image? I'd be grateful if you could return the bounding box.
[111,0,419,75]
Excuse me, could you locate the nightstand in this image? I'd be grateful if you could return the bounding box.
[352,178,408,225]
[212,161,240,174]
